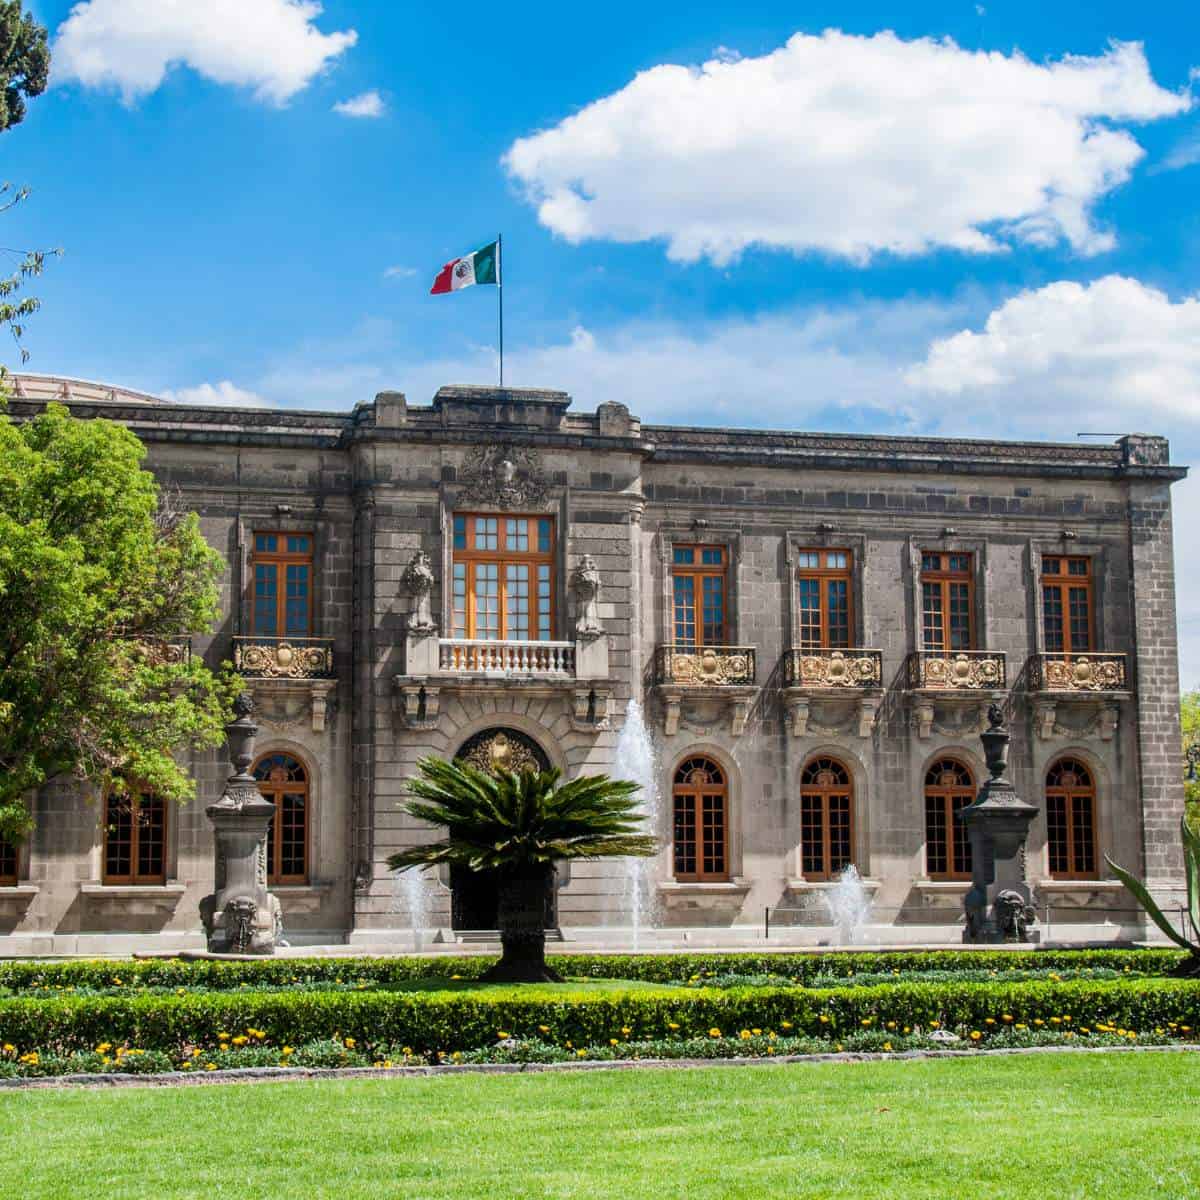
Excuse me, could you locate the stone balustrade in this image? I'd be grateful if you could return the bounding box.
[438,638,576,676]
[1029,653,1127,693]
[654,644,757,687]
[906,650,1007,691]
[783,647,882,689]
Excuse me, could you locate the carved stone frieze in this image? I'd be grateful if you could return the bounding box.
[1033,698,1120,742]
[244,678,334,734]
[457,444,550,509]
[784,692,880,738]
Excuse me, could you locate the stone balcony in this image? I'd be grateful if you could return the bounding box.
[1027,653,1130,741]
[232,635,336,733]
[140,637,192,667]
[905,649,1007,740]
[396,632,611,732]
[780,648,883,738]
[653,644,759,737]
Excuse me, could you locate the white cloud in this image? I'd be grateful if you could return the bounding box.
[504,32,1191,264]
[162,380,271,407]
[383,265,417,279]
[333,89,384,118]
[54,0,357,105]
[1160,127,1200,171]
[906,275,1200,427]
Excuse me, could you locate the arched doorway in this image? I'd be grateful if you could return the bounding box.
[449,728,557,931]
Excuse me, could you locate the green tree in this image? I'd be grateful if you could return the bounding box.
[1183,690,1199,828]
[0,401,240,844]
[388,758,655,982]
[0,1,48,133]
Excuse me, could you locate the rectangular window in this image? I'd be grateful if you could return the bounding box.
[1042,556,1093,656]
[672,795,728,881]
[921,552,974,652]
[251,532,314,637]
[800,792,853,879]
[102,792,166,885]
[451,515,555,640]
[0,836,16,886]
[795,549,852,649]
[671,545,728,647]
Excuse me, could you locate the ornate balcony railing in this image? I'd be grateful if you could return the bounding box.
[654,644,757,687]
[1029,653,1127,693]
[138,637,191,667]
[783,648,882,689]
[907,650,1006,691]
[233,636,335,679]
[439,638,575,676]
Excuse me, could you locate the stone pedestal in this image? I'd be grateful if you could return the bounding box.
[199,694,281,954]
[960,704,1039,943]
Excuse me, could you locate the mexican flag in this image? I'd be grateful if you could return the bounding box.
[430,240,499,294]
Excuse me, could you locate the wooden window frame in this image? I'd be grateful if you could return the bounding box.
[920,552,976,652]
[101,791,167,885]
[799,757,854,880]
[1041,555,1094,657]
[0,836,17,886]
[924,758,974,880]
[670,545,729,647]
[672,756,729,882]
[1046,758,1099,880]
[795,549,854,650]
[250,531,315,638]
[452,514,557,641]
[253,752,310,885]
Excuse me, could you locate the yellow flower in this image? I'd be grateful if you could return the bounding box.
[576,1049,587,1057]
[739,1030,752,1040]
[818,1015,830,1024]
[668,1022,680,1031]
[835,1044,844,1052]
[344,1038,356,1049]
[610,1038,619,1046]
[496,1031,510,1040]
[781,1021,793,1030]
[95,1043,111,1054]
[621,1027,632,1035]
[281,1047,294,1056]
[205,1062,217,1070]
[709,1028,722,1038]
[538,1025,550,1034]
[970,1031,982,1041]
[860,1019,872,1027]
[1,1044,13,1054]
[883,1042,893,1052]
[929,1021,940,1029]
[886,1022,896,1030]
[231,1036,249,1047]
[402,1047,413,1056]
[1033,1019,1045,1027]
[984,1018,995,1026]
[217,1032,230,1041]
[751,1028,762,1036]
[1002,1014,1013,1023]
[450,974,462,980]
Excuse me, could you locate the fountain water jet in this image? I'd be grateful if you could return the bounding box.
[613,697,660,951]
[391,869,433,953]
[825,864,872,945]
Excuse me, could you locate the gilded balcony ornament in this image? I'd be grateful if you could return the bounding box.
[234,637,334,679]
[137,638,191,667]
[909,650,1006,690]
[785,648,882,689]
[659,645,756,686]
[1038,653,1126,693]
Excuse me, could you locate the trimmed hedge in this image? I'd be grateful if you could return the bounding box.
[2,977,1197,1057]
[0,948,1183,992]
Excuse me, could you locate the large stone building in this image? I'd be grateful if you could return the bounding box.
[0,374,1189,954]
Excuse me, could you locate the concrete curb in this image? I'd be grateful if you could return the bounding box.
[2,1041,1197,1092]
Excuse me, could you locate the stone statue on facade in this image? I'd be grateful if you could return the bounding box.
[570,554,603,638]
[401,550,437,635]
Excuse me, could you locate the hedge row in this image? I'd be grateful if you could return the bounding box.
[0,947,1183,992]
[2,977,1196,1057]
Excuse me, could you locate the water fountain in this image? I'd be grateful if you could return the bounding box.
[824,864,872,945]
[613,697,660,951]
[390,868,433,952]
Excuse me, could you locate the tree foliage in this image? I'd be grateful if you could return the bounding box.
[387,758,656,874]
[1183,689,1199,826]
[0,400,239,842]
[0,1,48,133]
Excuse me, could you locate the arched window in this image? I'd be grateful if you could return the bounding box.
[253,753,309,884]
[924,759,974,880]
[102,790,166,884]
[672,756,728,881]
[1046,758,1097,879]
[0,836,17,886]
[800,757,853,880]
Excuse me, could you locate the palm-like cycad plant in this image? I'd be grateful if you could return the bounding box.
[388,756,656,982]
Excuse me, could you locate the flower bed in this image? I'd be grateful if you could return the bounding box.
[1,976,1197,1072]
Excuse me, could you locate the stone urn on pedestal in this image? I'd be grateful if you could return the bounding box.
[199,693,282,955]
[959,703,1039,943]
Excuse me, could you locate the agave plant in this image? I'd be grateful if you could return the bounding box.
[1106,815,1200,974]
[388,757,656,982]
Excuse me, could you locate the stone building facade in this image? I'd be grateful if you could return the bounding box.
[0,375,1189,953]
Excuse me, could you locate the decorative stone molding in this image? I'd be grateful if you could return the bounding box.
[392,678,442,730]
[233,637,335,679]
[907,651,1006,691]
[654,644,756,687]
[1032,697,1122,742]
[400,550,437,635]
[572,685,612,731]
[783,692,881,739]
[657,684,758,737]
[908,693,998,741]
[243,677,335,734]
[1028,653,1127,693]
[784,648,882,689]
[456,443,550,509]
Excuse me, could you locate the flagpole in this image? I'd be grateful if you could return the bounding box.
[497,233,504,390]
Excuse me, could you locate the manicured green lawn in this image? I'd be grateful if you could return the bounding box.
[3,1052,1196,1198]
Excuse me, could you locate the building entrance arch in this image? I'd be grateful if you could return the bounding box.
[449,727,557,931]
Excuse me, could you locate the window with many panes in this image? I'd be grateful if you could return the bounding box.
[0,836,16,886]
[921,552,974,652]
[672,756,728,881]
[251,533,313,637]
[1042,556,1093,656]
[254,753,309,884]
[795,549,852,649]
[671,546,727,646]
[1046,758,1097,879]
[924,759,974,880]
[800,757,854,879]
[102,791,166,885]
[452,515,555,640]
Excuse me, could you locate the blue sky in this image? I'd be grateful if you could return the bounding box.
[6,1,1200,679]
